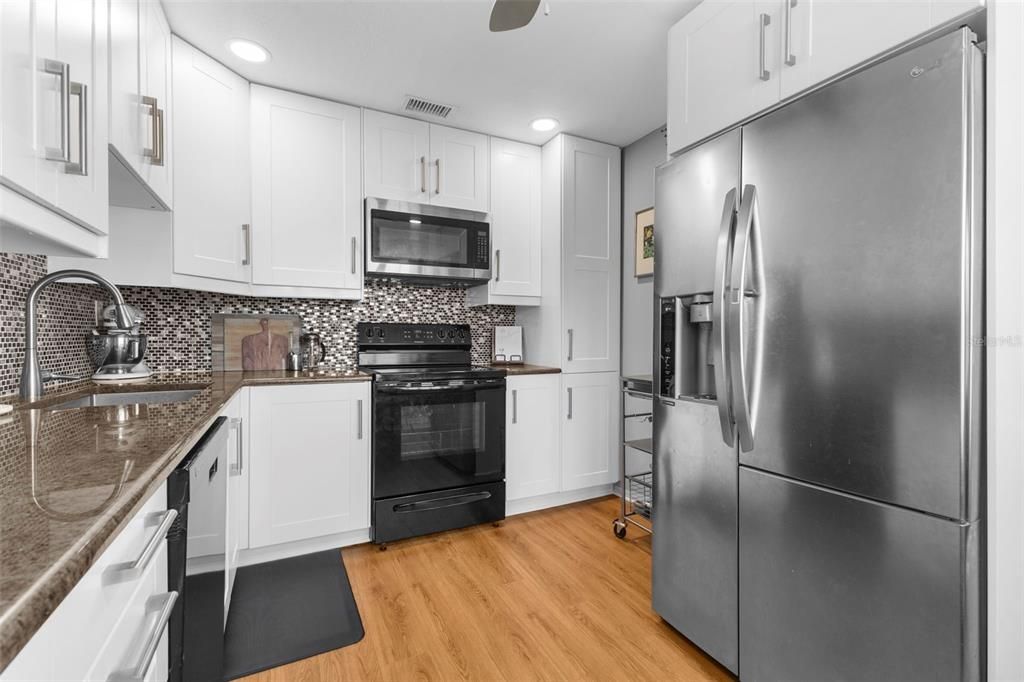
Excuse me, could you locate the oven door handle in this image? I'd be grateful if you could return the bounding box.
[393,491,492,514]
[376,381,503,394]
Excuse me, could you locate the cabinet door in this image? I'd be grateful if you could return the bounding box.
[250,86,362,290]
[139,0,172,206]
[109,0,141,178]
[0,0,41,197]
[561,372,619,491]
[429,123,489,211]
[562,136,621,374]
[667,1,781,155]
[506,374,561,501]
[224,389,249,612]
[52,0,109,233]
[780,0,932,100]
[490,138,541,298]
[249,383,370,548]
[172,36,251,283]
[363,110,429,203]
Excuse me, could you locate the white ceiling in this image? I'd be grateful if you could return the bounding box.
[161,0,700,148]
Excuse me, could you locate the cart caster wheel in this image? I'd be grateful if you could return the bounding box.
[613,520,627,539]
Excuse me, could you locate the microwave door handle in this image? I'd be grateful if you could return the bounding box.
[713,188,737,447]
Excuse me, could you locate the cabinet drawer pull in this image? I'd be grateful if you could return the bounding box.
[106,509,177,580]
[43,59,71,163]
[759,13,771,81]
[65,81,88,176]
[108,591,178,682]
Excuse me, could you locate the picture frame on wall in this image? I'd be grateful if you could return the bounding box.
[635,206,655,277]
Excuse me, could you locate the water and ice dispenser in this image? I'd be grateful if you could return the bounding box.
[659,294,717,400]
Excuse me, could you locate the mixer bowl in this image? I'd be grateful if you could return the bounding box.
[87,332,147,369]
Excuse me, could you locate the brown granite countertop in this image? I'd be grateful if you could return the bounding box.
[483,363,561,376]
[0,369,369,672]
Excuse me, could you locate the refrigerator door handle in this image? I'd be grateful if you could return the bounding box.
[729,184,766,452]
[713,188,737,446]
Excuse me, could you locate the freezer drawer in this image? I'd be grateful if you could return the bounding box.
[652,398,737,674]
[739,467,981,682]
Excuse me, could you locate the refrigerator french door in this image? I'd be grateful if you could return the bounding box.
[653,28,983,681]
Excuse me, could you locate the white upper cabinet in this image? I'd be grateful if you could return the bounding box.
[363,110,430,203]
[667,0,983,155]
[172,36,251,283]
[364,110,489,211]
[429,123,489,212]
[667,1,781,156]
[562,136,621,374]
[108,0,172,210]
[250,85,362,292]
[0,0,110,249]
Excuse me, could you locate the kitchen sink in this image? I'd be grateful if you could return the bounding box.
[46,388,203,411]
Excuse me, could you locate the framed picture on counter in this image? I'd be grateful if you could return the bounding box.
[635,206,655,277]
[212,314,302,371]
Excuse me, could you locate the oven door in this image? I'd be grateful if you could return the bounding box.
[372,378,505,499]
[365,198,491,283]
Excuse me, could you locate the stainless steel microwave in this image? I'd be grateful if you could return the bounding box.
[365,198,491,286]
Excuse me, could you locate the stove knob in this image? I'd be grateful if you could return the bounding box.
[449,330,455,339]
[377,328,385,338]
[458,329,466,339]
[365,328,373,338]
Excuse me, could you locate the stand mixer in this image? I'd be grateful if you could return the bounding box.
[87,303,153,381]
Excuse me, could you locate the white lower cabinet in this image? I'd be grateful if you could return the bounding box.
[561,372,620,491]
[0,484,171,682]
[249,383,370,548]
[506,374,561,500]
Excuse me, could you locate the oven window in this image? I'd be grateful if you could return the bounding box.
[399,403,484,460]
[373,385,505,499]
[374,218,469,267]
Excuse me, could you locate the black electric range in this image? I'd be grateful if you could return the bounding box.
[357,323,506,545]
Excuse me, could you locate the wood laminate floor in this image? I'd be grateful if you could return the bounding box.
[241,496,733,682]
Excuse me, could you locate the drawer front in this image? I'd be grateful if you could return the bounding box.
[85,542,172,682]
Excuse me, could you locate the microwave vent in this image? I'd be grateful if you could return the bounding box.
[403,95,455,120]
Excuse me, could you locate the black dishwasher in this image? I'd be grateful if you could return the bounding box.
[166,416,228,682]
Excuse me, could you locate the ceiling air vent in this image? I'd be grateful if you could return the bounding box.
[403,95,455,120]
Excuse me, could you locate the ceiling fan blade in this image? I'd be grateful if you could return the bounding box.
[489,0,542,32]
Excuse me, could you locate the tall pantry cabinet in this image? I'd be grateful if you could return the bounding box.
[519,134,621,494]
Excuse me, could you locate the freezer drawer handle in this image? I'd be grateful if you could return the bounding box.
[730,184,767,452]
[108,591,178,682]
[105,509,178,581]
[713,188,737,446]
[393,491,492,514]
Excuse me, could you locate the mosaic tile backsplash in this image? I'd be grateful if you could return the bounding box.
[0,253,515,397]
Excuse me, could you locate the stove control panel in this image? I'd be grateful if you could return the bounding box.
[357,322,470,347]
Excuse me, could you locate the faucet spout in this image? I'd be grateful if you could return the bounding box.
[20,269,131,402]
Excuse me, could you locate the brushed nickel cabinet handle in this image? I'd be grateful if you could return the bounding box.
[357,399,364,439]
[106,509,178,580]
[512,389,518,424]
[241,224,251,266]
[785,0,798,67]
[351,236,358,274]
[108,591,178,682]
[65,81,87,175]
[230,417,243,475]
[142,96,159,164]
[495,249,501,281]
[420,156,427,193]
[435,158,441,195]
[43,59,70,163]
[567,387,573,420]
[567,329,574,361]
[759,13,772,82]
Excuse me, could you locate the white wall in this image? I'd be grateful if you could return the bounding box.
[986,2,1024,679]
[620,127,666,378]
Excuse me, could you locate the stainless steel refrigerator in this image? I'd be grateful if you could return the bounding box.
[652,27,983,681]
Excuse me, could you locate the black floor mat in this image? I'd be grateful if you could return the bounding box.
[223,549,365,680]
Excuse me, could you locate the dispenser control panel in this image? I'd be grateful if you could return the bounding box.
[659,298,676,397]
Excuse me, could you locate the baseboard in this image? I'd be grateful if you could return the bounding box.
[238,527,371,567]
[506,484,615,516]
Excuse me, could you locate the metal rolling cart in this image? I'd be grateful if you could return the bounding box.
[613,375,653,538]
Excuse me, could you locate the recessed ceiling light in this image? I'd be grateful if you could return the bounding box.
[531,117,559,132]
[227,39,270,63]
